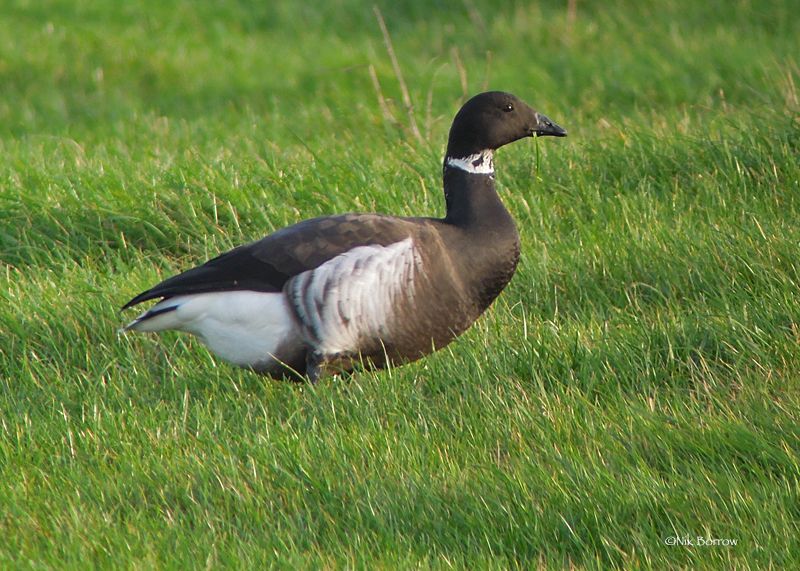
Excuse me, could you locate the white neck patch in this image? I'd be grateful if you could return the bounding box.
[445,150,494,174]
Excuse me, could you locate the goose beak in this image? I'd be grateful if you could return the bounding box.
[532,113,567,137]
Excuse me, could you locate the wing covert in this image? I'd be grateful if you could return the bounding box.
[122,214,419,310]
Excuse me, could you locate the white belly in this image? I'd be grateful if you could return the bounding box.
[127,291,303,368]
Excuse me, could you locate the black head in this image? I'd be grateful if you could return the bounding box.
[445,91,566,158]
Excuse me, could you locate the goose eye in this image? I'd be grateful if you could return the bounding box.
[503,103,514,113]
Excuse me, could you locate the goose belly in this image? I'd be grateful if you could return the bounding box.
[129,291,304,370]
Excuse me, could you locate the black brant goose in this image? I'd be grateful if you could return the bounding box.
[122,91,566,381]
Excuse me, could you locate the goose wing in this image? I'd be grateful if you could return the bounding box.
[122,214,420,310]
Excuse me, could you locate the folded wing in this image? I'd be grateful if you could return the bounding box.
[122,214,419,310]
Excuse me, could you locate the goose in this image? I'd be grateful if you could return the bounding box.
[122,91,566,381]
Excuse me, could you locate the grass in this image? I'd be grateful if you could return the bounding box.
[1,0,799,567]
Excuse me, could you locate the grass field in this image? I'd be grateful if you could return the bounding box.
[1,0,799,568]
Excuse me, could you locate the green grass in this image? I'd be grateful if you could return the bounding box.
[1,0,799,568]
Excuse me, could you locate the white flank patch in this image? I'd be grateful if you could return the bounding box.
[125,291,301,367]
[445,150,494,174]
[287,237,422,355]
